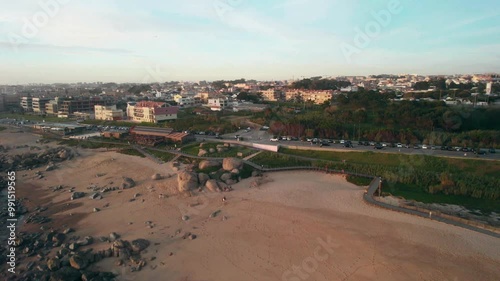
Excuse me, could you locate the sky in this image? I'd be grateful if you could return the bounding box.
[0,0,499,84]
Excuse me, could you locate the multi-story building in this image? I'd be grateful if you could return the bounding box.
[95,105,124,121]
[261,89,282,101]
[126,101,178,123]
[284,90,333,104]
[58,96,113,118]
[32,97,51,114]
[45,99,59,115]
[173,94,196,107]
[207,97,229,111]
[20,96,33,112]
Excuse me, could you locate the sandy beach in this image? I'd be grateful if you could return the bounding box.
[3,131,500,281]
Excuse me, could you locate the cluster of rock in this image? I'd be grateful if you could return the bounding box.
[177,157,258,193]
[5,223,152,281]
[0,146,75,174]
[197,142,231,157]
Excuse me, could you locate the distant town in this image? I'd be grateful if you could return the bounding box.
[1,73,499,123]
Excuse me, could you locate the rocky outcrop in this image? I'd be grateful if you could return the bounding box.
[205,179,220,192]
[177,171,199,192]
[198,173,210,186]
[222,157,243,171]
[121,177,135,189]
[198,160,221,170]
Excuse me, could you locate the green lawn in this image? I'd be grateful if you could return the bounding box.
[145,149,176,162]
[386,182,500,214]
[0,113,70,123]
[346,175,373,186]
[118,148,146,158]
[250,151,312,168]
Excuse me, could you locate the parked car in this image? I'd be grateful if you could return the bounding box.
[270,136,279,142]
[475,149,487,155]
[422,144,428,149]
[489,148,496,153]
[397,143,403,148]
[374,143,383,149]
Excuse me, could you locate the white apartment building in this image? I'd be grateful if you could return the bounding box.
[94,105,124,121]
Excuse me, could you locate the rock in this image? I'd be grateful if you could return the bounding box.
[50,266,81,281]
[182,215,189,221]
[52,233,66,245]
[222,157,243,171]
[217,147,225,153]
[198,149,207,157]
[76,236,93,246]
[209,148,215,153]
[63,228,74,234]
[89,193,102,200]
[209,210,221,218]
[131,239,150,253]
[224,143,231,148]
[205,179,220,192]
[220,173,232,182]
[46,164,56,171]
[197,173,210,185]
[198,160,221,170]
[93,208,100,212]
[225,179,237,185]
[71,192,85,200]
[199,142,206,148]
[69,254,88,270]
[151,173,162,180]
[189,234,197,240]
[109,232,120,242]
[177,171,198,192]
[58,149,70,159]
[68,243,79,251]
[47,257,60,271]
[171,161,180,167]
[121,177,135,189]
[231,168,240,174]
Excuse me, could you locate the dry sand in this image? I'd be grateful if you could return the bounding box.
[6,131,500,281]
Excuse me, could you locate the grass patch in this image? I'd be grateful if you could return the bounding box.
[118,148,146,158]
[346,175,373,186]
[145,149,176,162]
[181,142,256,158]
[386,182,500,214]
[250,151,312,168]
[0,113,69,123]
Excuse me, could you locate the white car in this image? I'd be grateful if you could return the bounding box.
[340,140,345,144]
[397,143,403,148]
[422,144,428,149]
[270,137,279,142]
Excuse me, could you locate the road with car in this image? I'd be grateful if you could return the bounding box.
[208,128,500,161]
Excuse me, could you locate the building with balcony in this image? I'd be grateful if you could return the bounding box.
[20,96,33,112]
[261,89,282,101]
[95,105,124,121]
[32,97,51,114]
[126,101,178,123]
[207,97,229,111]
[58,96,113,118]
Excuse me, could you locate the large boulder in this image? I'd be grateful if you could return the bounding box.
[198,160,221,170]
[205,180,220,192]
[69,254,88,270]
[198,173,210,186]
[198,149,208,157]
[151,173,162,180]
[220,173,232,182]
[222,158,243,171]
[121,177,135,189]
[47,257,60,271]
[131,239,150,253]
[177,171,199,192]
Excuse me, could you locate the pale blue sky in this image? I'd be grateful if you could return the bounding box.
[1,0,499,84]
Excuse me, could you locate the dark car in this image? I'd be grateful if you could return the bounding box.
[344,141,353,148]
[363,141,370,146]
[374,143,383,149]
[215,135,223,139]
[440,146,447,150]
[489,148,496,153]
[475,149,487,155]
[413,144,420,149]
[320,142,330,147]
[461,147,469,152]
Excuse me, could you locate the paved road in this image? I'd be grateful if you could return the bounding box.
[207,129,500,161]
